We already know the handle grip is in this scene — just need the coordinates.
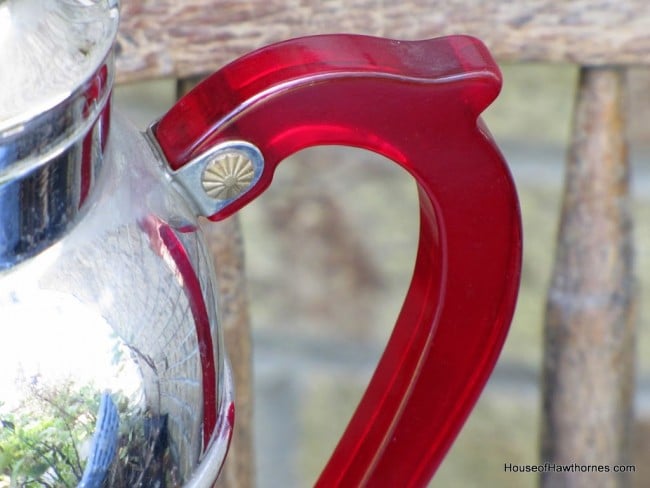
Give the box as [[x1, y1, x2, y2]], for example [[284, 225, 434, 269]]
[[154, 34, 521, 487]]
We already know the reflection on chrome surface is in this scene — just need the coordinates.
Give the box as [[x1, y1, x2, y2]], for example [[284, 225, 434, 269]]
[[0, 214, 223, 487], [0, 289, 185, 487]]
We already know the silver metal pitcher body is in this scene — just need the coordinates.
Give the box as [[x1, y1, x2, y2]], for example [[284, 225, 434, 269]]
[[0, 1, 233, 486]]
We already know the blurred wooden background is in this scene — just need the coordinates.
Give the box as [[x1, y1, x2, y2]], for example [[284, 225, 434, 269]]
[[116, 1, 650, 487]]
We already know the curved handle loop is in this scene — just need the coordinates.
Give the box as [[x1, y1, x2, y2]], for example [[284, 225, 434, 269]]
[[154, 34, 521, 487]]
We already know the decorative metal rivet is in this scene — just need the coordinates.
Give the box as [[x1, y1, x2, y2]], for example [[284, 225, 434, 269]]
[[201, 151, 255, 200]]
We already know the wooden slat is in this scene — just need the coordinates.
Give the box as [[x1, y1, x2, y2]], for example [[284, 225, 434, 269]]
[[116, 0, 650, 83], [201, 216, 255, 488], [541, 67, 636, 488]]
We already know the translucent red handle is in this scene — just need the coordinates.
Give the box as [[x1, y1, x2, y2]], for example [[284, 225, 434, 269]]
[[154, 34, 521, 487]]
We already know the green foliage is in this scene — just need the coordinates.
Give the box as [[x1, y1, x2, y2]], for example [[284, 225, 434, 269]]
[[0, 378, 182, 488], [0, 379, 100, 487]]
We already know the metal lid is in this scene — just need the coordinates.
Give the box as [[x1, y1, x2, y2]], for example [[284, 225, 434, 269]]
[[0, 0, 119, 131], [0, 0, 119, 270]]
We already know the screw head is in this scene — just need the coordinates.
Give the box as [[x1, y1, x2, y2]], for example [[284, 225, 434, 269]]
[[201, 151, 255, 200]]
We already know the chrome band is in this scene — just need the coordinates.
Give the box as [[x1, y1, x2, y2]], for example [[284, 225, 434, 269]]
[[0, 53, 114, 270]]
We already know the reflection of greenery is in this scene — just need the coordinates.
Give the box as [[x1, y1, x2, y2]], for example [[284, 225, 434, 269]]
[[0, 379, 100, 487], [104, 409, 181, 487], [0, 377, 181, 488]]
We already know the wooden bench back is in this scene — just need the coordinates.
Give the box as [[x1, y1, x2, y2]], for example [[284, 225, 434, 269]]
[[116, 0, 650, 83], [116, 2, 645, 486]]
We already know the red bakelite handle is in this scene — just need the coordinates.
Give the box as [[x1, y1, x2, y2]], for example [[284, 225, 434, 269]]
[[154, 34, 522, 487]]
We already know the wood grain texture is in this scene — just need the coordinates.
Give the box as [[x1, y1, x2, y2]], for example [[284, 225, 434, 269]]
[[541, 67, 636, 488], [116, 0, 650, 83], [202, 216, 255, 488]]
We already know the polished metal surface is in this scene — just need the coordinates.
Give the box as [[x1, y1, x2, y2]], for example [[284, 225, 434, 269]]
[[0, 0, 119, 130], [1, 2, 234, 485], [0, 0, 118, 269], [0, 116, 232, 487], [0, 97, 111, 269], [148, 133, 265, 218]]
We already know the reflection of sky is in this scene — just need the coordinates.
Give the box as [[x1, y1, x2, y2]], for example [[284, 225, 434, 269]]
[[0, 286, 142, 413]]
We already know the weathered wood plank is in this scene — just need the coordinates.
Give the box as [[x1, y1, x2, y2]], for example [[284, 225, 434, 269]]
[[116, 0, 650, 83], [541, 67, 636, 488], [201, 216, 255, 488]]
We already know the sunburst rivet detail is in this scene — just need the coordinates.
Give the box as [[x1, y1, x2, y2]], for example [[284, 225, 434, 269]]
[[201, 151, 256, 200]]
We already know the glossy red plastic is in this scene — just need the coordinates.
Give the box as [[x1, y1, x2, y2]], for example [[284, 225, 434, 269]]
[[154, 34, 522, 487]]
